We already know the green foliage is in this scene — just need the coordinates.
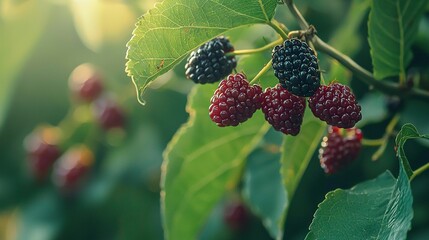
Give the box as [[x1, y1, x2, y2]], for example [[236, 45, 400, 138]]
[[306, 169, 413, 240], [0, 0, 51, 130], [368, 0, 428, 80], [242, 130, 286, 240], [125, 0, 278, 103], [307, 123, 429, 240], [280, 110, 326, 214], [162, 85, 270, 240]]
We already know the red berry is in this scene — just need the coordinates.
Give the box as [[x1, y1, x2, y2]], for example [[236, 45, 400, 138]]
[[319, 126, 362, 174], [93, 96, 125, 130], [224, 201, 249, 231], [261, 84, 306, 136], [53, 145, 94, 191], [24, 127, 61, 180], [308, 83, 362, 128], [209, 73, 262, 127], [69, 63, 103, 102]]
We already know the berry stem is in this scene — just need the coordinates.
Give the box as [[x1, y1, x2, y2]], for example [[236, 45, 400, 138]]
[[362, 138, 385, 146], [267, 21, 288, 40], [226, 38, 283, 57], [250, 59, 272, 84], [410, 162, 429, 181], [283, 0, 429, 102], [371, 114, 400, 161]]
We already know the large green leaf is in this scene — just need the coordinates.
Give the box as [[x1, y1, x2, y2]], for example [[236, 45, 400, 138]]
[[306, 168, 413, 240], [280, 109, 326, 235], [242, 129, 286, 239], [368, 0, 428, 80], [125, 0, 278, 103], [0, 0, 50, 130], [161, 85, 270, 240]]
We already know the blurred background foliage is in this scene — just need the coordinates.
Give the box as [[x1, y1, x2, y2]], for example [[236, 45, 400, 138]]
[[0, 0, 428, 239]]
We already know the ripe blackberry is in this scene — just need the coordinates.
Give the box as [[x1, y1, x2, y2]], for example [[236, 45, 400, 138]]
[[272, 38, 320, 97], [209, 73, 262, 127], [261, 84, 306, 136], [319, 126, 362, 174], [185, 36, 237, 84], [308, 83, 362, 128]]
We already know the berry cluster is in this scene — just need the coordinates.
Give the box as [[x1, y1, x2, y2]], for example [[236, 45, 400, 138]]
[[186, 37, 364, 173], [24, 63, 127, 192], [185, 36, 237, 84], [319, 126, 362, 174]]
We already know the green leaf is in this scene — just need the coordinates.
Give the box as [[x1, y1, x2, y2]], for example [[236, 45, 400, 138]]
[[306, 167, 413, 240], [125, 0, 278, 103], [395, 123, 429, 178], [0, 0, 50, 130], [280, 109, 326, 235], [242, 129, 287, 239], [368, 0, 428, 80], [161, 85, 270, 240]]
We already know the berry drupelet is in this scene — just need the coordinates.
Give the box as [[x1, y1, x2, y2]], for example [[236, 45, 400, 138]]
[[319, 126, 363, 174], [185, 36, 237, 84], [272, 38, 320, 97], [308, 83, 362, 128], [209, 73, 262, 127], [261, 84, 306, 136]]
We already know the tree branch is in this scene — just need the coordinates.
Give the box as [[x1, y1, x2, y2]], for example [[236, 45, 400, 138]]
[[284, 0, 429, 101]]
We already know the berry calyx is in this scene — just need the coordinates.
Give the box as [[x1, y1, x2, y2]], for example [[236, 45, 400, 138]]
[[209, 73, 262, 127], [53, 145, 94, 191], [308, 83, 362, 128], [93, 96, 125, 130], [261, 84, 306, 136], [24, 126, 62, 180], [272, 38, 320, 97], [319, 126, 363, 174], [185, 36, 237, 84], [69, 63, 103, 102]]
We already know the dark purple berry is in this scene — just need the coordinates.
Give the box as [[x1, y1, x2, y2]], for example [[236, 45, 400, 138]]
[[24, 127, 61, 180], [224, 201, 249, 231], [69, 63, 103, 102], [209, 73, 262, 127], [272, 38, 320, 97], [261, 84, 306, 136], [93, 96, 125, 130], [319, 126, 363, 174], [185, 36, 237, 84], [53, 145, 94, 191], [308, 83, 362, 128]]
